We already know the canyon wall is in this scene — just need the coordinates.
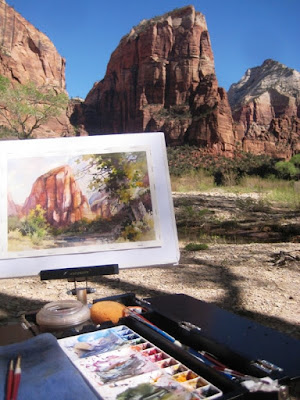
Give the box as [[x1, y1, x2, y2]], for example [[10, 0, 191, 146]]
[[1, 2, 299, 159], [73, 5, 235, 155], [74, 7, 300, 159], [0, 0, 73, 137]]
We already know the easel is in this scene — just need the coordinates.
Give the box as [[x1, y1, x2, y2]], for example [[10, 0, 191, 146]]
[[40, 264, 119, 304]]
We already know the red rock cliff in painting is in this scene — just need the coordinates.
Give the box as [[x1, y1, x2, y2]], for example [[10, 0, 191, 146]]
[[22, 165, 92, 227], [0, 0, 73, 137], [75, 5, 235, 155], [228, 59, 300, 159]]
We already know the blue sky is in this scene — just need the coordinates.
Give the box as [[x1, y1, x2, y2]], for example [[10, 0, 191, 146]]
[[7, 0, 300, 99]]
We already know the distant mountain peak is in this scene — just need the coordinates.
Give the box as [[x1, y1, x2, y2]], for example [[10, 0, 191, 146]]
[[262, 58, 280, 67], [228, 59, 300, 159], [228, 59, 300, 109]]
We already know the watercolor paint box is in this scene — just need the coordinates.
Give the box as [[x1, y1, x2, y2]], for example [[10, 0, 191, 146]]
[[59, 325, 223, 399]]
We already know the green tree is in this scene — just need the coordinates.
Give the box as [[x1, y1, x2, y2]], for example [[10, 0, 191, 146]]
[[20, 205, 49, 243], [76, 152, 154, 241], [0, 75, 68, 139], [275, 160, 300, 180], [290, 154, 300, 168], [78, 152, 149, 207], [77, 152, 152, 225]]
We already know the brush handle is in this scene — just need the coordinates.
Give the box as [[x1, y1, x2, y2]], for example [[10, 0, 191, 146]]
[[11, 356, 21, 400], [127, 309, 182, 346], [11, 374, 20, 400], [5, 360, 14, 400], [11, 371, 21, 400]]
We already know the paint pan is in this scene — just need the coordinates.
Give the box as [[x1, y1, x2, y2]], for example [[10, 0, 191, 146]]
[[59, 325, 223, 399]]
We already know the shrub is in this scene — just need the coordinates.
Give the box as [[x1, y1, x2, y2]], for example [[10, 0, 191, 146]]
[[20, 205, 49, 243], [120, 218, 153, 241], [178, 206, 211, 225], [275, 160, 300, 180], [236, 197, 271, 212], [290, 154, 300, 167], [167, 146, 277, 182], [7, 216, 22, 232], [155, 105, 192, 121], [184, 243, 209, 251]]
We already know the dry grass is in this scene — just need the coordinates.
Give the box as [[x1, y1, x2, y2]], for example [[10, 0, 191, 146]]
[[171, 173, 300, 209], [171, 170, 214, 192]]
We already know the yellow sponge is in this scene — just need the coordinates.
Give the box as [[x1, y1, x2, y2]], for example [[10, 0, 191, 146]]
[[90, 301, 126, 324]]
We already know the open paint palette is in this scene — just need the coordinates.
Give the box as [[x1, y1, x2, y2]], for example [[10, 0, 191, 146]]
[[59, 325, 222, 399]]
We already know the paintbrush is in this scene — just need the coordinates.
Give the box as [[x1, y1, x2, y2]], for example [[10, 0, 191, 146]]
[[127, 311, 249, 381], [125, 307, 182, 347], [5, 359, 14, 400], [125, 309, 255, 382], [11, 355, 21, 400]]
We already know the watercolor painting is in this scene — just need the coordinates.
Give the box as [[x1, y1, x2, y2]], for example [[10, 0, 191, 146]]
[[6, 150, 158, 255], [0, 133, 179, 278]]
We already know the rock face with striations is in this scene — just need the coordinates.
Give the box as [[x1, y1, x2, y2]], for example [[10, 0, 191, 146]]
[[22, 166, 93, 227], [228, 59, 300, 159], [74, 5, 235, 154], [0, 0, 73, 137]]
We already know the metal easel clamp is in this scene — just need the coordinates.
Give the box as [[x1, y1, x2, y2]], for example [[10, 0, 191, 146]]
[[178, 321, 202, 332], [67, 277, 96, 304], [251, 359, 284, 374]]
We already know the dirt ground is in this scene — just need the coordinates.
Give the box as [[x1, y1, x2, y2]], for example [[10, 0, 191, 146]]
[[1, 191, 299, 342]]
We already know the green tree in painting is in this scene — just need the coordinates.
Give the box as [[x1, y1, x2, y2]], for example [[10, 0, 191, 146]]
[[80, 152, 149, 203], [20, 205, 49, 244], [77, 152, 154, 240], [0, 75, 68, 139]]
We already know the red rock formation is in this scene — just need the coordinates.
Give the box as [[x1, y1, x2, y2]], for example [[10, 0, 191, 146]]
[[22, 165, 93, 227], [0, 0, 73, 137], [0, 1, 64, 88], [3, 2, 298, 159], [229, 59, 300, 159], [75, 5, 234, 155]]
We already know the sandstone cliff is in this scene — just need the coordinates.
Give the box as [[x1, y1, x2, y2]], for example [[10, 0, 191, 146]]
[[2, 2, 299, 159], [73, 5, 235, 155], [0, 0, 73, 137], [22, 165, 93, 227], [228, 59, 300, 158]]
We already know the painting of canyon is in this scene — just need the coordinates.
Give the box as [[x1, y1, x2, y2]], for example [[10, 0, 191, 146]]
[[7, 151, 157, 256]]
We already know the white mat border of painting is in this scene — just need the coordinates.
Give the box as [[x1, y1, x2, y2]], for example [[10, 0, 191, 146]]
[[0, 132, 179, 278]]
